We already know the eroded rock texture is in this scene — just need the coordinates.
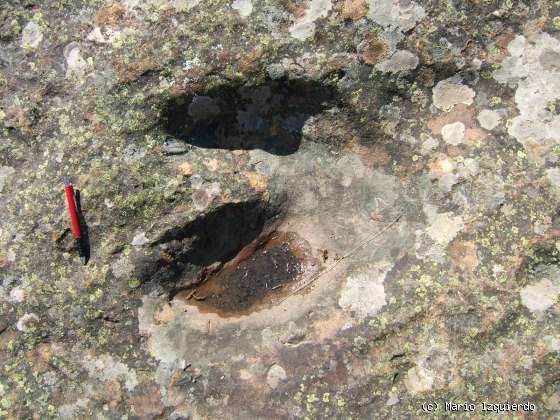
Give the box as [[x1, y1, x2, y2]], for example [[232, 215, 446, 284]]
[[1, 0, 559, 418]]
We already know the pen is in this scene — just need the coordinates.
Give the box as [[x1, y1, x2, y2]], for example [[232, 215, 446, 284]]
[[63, 177, 87, 265]]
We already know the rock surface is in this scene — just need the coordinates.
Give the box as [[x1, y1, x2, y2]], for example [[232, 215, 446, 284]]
[[0, 0, 559, 418]]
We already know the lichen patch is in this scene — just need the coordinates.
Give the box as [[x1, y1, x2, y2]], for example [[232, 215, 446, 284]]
[[441, 121, 465, 145], [520, 265, 560, 315], [494, 33, 560, 161], [367, 0, 425, 32], [82, 353, 139, 392], [424, 204, 465, 246], [377, 50, 419, 73], [432, 77, 475, 111], [477, 109, 502, 131], [232, 0, 253, 18], [21, 21, 43, 49], [289, 0, 333, 40], [338, 260, 392, 320]]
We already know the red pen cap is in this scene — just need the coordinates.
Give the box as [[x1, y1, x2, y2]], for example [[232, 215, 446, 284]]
[[64, 178, 82, 239]]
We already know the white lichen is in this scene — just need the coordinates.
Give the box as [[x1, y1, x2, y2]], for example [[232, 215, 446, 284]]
[[266, 364, 287, 389], [547, 167, 560, 193], [64, 43, 88, 81], [494, 34, 560, 157], [232, 0, 253, 18], [338, 260, 392, 320], [457, 158, 480, 179], [21, 21, 43, 49], [377, 50, 419, 73], [86, 27, 107, 43], [520, 265, 560, 314], [441, 121, 465, 145], [404, 365, 434, 395], [420, 136, 439, 155], [423, 204, 464, 246], [131, 231, 149, 246], [477, 109, 502, 130], [16, 313, 39, 331], [83, 353, 139, 391], [289, 0, 332, 41], [367, 0, 426, 32], [0, 166, 15, 193], [432, 77, 475, 111]]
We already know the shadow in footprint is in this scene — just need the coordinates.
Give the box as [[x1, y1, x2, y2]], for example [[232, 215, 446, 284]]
[[161, 78, 339, 156], [144, 198, 285, 293], [155, 199, 269, 267]]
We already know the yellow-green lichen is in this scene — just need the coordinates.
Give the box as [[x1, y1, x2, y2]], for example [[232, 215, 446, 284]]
[[128, 278, 141, 289]]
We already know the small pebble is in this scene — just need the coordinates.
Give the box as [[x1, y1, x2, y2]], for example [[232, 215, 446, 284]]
[[163, 138, 189, 155]]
